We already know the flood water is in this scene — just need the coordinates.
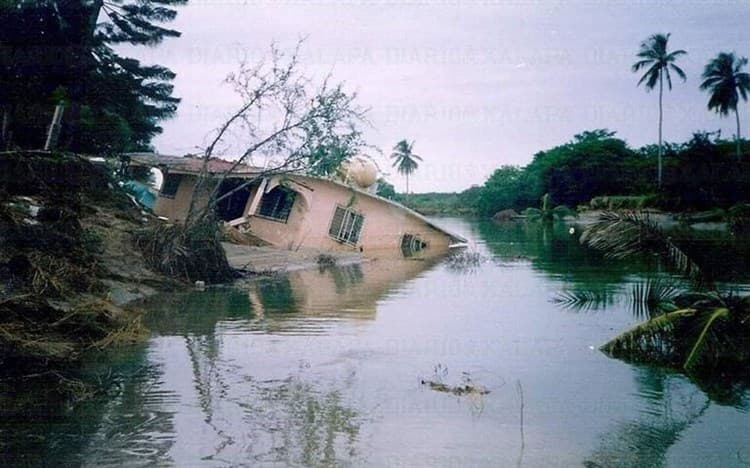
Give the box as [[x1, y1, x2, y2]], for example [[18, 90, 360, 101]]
[[3, 218, 750, 467]]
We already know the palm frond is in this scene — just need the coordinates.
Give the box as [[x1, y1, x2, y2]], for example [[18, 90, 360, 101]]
[[683, 307, 730, 371], [633, 33, 685, 91], [664, 67, 673, 90], [601, 309, 697, 365], [579, 211, 702, 280], [669, 63, 687, 82], [630, 277, 681, 319]]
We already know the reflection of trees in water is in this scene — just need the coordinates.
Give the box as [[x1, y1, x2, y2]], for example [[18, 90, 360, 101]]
[[247, 376, 361, 466], [144, 288, 254, 334], [181, 321, 361, 465], [0, 344, 178, 467], [583, 367, 709, 468], [478, 220, 655, 285], [82, 358, 177, 467], [184, 332, 236, 461], [256, 276, 297, 311]]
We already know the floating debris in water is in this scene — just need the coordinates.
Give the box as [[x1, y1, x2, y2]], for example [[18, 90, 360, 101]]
[[420, 365, 490, 396]]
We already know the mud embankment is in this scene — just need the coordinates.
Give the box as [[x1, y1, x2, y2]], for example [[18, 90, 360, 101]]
[[0, 151, 177, 381]]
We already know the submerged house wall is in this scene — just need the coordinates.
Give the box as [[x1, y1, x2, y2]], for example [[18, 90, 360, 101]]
[[245, 176, 454, 255], [152, 174, 256, 224], [142, 163, 462, 256], [152, 174, 201, 223]]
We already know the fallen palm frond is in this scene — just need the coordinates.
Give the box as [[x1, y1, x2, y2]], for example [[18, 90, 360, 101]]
[[601, 299, 750, 372], [601, 309, 697, 367], [683, 307, 729, 371], [580, 211, 702, 280], [629, 277, 681, 319], [553, 278, 679, 316]]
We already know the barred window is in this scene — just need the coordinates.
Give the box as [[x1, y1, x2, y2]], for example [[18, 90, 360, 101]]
[[401, 233, 428, 257], [328, 205, 364, 245], [159, 173, 181, 198], [257, 187, 296, 222]]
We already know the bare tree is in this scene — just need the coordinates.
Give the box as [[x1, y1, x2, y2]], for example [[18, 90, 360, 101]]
[[138, 42, 368, 283], [185, 42, 368, 228]]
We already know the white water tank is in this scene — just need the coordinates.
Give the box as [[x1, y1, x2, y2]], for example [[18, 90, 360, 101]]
[[340, 156, 378, 189]]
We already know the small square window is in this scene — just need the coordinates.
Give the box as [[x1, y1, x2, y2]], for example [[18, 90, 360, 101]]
[[329, 205, 364, 245], [401, 233, 428, 257]]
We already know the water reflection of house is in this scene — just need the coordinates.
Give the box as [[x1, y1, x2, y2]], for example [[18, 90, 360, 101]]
[[248, 257, 442, 322], [127, 153, 465, 258], [145, 257, 441, 335]]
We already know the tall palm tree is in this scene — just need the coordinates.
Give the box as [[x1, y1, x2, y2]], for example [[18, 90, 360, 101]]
[[632, 33, 687, 188], [390, 139, 422, 196], [699, 52, 750, 161]]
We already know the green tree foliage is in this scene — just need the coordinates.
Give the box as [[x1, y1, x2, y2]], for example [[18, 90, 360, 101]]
[[700, 52, 750, 161], [305, 127, 368, 177], [0, 0, 184, 152], [434, 129, 748, 217], [475, 165, 525, 216], [524, 129, 649, 207], [375, 178, 396, 199], [390, 139, 422, 195], [632, 33, 687, 188], [659, 131, 750, 210]]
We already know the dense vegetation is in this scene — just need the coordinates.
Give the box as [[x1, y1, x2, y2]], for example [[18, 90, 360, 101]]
[[0, 0, 184, 153], [0, 152, 175, 393], [402, 129, 750, 216]]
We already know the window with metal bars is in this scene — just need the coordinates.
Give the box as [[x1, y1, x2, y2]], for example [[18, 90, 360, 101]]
[[257, 187, 296, 222], [400, 233, 428, 257], [328, 205, 364, 245]]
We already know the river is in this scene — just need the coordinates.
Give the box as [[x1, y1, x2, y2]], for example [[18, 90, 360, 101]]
[[2, 217, 749, 467]]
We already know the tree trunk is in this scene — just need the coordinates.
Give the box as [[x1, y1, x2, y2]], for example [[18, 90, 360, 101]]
[[736, 107, 743, 162], [658, 74, 664, 188], [1, 107, 10, 150]]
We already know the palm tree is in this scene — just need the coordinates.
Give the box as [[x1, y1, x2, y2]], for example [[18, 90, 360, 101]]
[[699, 52, 750, 161], [390, 139, 422, 196], [632, 33, 687, 188]]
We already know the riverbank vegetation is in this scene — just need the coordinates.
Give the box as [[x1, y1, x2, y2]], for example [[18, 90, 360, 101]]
[[0, 151, 174, 395], [402, 129, 750, 218], [579, 211, 750, 376], [403, 34, 750, 219]]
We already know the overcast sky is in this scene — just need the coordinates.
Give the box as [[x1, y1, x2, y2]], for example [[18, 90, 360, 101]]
[[129, 0, 750, 192]]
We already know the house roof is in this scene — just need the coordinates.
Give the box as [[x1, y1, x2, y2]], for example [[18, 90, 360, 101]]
[[125, 153, 261, 176]]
